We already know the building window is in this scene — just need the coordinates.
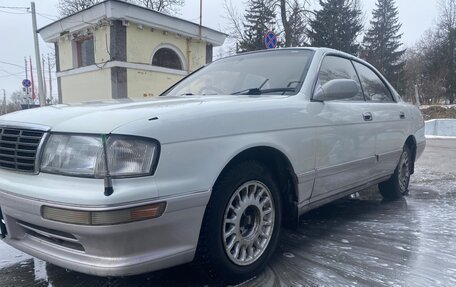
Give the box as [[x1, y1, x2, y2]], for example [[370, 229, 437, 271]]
[[76, 36, 95, 67], [152, 48, 183, 70]]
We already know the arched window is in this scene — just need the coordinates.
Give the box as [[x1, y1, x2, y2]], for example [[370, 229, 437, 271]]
[[152, 48, 183, 70]]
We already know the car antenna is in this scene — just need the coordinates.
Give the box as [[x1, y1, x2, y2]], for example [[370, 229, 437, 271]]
[[102, 134, 114, 196]]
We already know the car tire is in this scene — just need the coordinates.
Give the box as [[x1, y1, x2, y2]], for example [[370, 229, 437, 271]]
[[196, 160, 282, 285], [379, 145, 412, 200]]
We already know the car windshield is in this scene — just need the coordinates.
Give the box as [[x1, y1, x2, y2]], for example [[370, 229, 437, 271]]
[[161, 49, 314, 96]]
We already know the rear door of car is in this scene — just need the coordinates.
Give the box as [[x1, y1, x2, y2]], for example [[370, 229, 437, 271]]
[[309, 55, 377, 202], [352, 61, 407, 177]]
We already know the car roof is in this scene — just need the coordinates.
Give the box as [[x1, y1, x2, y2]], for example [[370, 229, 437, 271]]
[[217, 47, 360, 63], [231, 47, 380, 75]]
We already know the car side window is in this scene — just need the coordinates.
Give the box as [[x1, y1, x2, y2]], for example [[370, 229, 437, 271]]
[[352, 62, 394, 103], [316, 56, 364, 101]]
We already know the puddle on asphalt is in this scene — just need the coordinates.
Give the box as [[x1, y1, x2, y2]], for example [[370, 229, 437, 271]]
[[1, 175, 455, 286]]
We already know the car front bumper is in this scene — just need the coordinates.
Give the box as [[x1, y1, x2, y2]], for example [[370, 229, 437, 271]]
[[0, 189, 210, 277]]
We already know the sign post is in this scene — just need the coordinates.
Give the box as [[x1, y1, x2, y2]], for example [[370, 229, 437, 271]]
[[22, 79, 31, 88], [264, 31, 277, 49], [22, 79, 32, 109]]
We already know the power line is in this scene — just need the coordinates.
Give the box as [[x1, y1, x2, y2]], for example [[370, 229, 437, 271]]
[[0, 60, 25, 69], [36, 11, 58, 19], [0, 60, 56, 74], [1, 5, 109, 26], [0, 75, 22, 79], [36, 12, 58, 21], [0, 69, 24, 79], [3, 71, 20, 78], [36, 11, 103, 26], [0, 6, 29, 9], [0, 9, 30, 15]]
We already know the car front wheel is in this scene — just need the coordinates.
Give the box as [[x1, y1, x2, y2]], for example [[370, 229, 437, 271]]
[[197, 161, 282, 284]]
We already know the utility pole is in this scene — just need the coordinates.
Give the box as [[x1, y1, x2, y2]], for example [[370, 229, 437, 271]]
[[1, 89, 6, 115], [48, 54, 52, 104], [199, 0, 202, 40], [29, 57, 35, 105], [42, 56, 47, 102], [25, 57, 28, 80], [24, 57, 29, 105], [31, 2, 45, 107]]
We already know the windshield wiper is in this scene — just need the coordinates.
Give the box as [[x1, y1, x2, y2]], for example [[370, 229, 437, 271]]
[[232, 78, 269, 95], [231, 87, 296, 95]]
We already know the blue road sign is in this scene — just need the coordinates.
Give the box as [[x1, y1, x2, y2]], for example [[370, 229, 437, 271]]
[[264, 31, 277, 49], [22, 79, 31, 88]]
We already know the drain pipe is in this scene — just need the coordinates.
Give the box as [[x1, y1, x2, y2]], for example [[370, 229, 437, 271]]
[[186, 37, 191, 73]]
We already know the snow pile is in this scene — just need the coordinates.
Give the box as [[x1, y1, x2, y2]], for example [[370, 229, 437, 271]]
[[420, 105, 456, 121]]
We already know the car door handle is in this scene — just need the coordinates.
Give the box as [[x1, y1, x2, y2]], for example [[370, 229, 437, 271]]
[[399, 111, 406, 119], [363, 112, 373, 121]]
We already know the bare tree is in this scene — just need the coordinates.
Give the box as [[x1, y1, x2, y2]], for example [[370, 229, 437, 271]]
[[400, 0, 455, 105], [404, 28, 450, 105], [404, 46, 445, 104], [58, 0, 100, 16], [223, 0, 246, 43], [403, 48, 426, 103], [222, 0, 250, 56], [5, 90, 24, 113], [224, 0, 310, 51], [277, 0, 309, 47], [439, 0, 456, 35], [58, 0, 184, 16], [132, 0, 184, 14], [437, 0, 456, 104]]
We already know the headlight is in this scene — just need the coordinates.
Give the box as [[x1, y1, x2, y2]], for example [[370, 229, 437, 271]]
[[40, 134, 159, 178]]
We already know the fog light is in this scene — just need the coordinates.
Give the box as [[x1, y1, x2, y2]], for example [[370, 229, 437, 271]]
[[42, 202, 166, 225]]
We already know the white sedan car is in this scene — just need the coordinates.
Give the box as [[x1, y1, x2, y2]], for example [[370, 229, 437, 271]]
[[0, 48, 425, 284]]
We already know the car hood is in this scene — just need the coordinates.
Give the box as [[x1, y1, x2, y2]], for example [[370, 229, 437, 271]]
[[0, 95, 281, 134]]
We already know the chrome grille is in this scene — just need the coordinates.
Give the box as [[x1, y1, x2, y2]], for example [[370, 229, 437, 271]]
[[0, 127, 45, 172]]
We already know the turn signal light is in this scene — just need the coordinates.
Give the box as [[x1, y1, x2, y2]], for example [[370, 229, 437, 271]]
[[42, 202, 166, 225]]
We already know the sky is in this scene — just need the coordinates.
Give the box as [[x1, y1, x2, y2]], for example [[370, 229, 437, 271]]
[[0, 0, 441, 100]]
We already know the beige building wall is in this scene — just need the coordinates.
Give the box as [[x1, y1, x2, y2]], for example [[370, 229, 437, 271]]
[[57, 26, 111, 71], [57, 37, 73, 71], [127, 25, 187, 65], [58, 23, 210, 102], [126, 25, 207, 71], [93, 26, 111, 64], [187, 40, 207, 71], [127, 69, 183, 99], [60, 69, 112, 103], [124, 25, 208, 99]]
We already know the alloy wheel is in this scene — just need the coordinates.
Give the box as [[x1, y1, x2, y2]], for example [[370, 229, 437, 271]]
[[222, 180, 275, 266], [398, 150, 410, 192]]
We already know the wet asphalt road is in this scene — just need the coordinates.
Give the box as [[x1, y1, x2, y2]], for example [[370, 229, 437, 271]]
[[0, 138, 455, 287]]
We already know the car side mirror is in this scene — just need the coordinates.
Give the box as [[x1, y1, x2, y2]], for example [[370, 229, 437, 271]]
[[313, 79, 360, 102]]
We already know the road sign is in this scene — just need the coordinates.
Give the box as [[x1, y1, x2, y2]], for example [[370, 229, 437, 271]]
[[264, 31, 277, 49], [22, 79, 31, 88], [22, 87, 31, 94]]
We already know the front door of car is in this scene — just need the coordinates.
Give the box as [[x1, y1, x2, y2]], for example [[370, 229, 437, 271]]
[[352, 61, 408, 176], [309, 56, 376, 202]]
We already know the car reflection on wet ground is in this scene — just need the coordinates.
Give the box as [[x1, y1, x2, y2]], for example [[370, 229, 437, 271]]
[[1, 139, 455, 287]]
